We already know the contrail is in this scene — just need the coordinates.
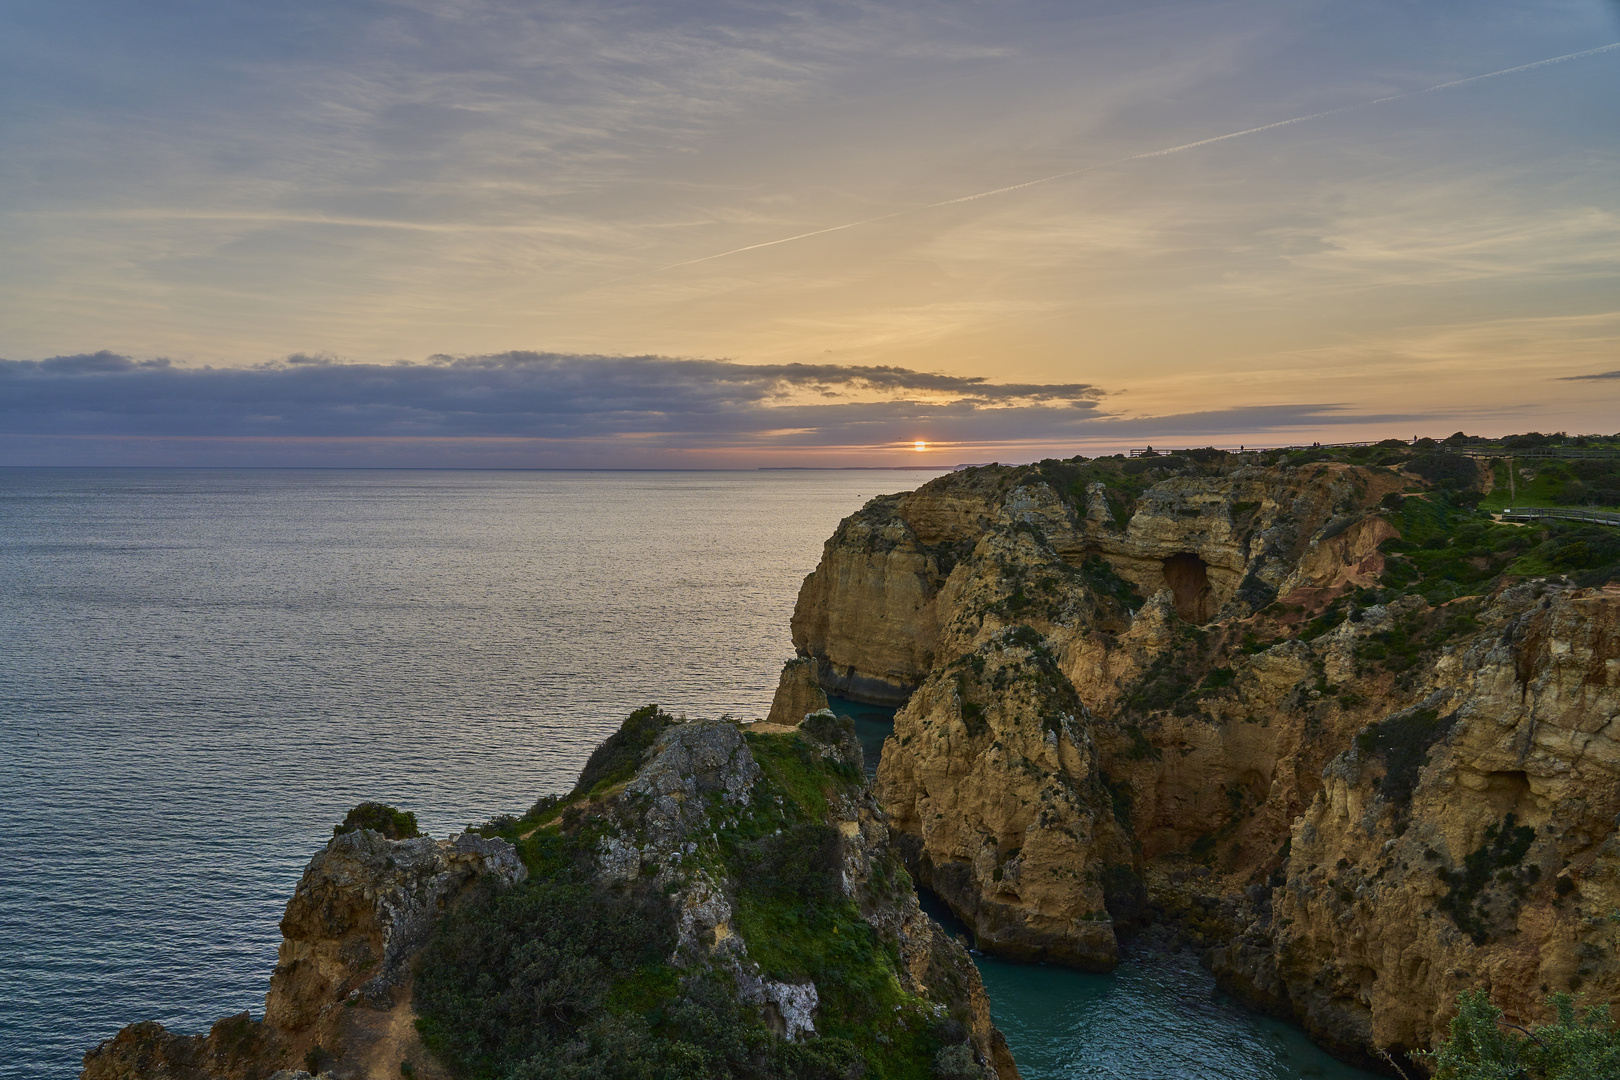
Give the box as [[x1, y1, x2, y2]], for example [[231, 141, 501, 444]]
[[599, 41, 1619, 285]]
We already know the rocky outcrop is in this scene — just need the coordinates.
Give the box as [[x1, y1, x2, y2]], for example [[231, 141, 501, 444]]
[[84, 830, 525, 1080], [791, 461, 1403, 707], [790, 454, 1620, 1072], [764, 656, 830, 727], [85, 715, 1017, 1080], [877, 628, 1132, 969], [790, 469, 1008, 703], [1212, 583, 1620, 1065], [576, 717, 1016, 1078]]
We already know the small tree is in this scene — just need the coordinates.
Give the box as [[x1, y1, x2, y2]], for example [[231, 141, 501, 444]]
[[1424, 989, 1620, 1079]]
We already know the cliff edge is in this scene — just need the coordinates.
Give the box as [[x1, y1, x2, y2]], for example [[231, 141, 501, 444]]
[[788, 449, 1620, 1072], [83, 707, 1016, 1080]]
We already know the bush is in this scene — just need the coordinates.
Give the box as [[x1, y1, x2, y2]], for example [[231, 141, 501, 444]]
[[334, 802, 420, 839], [1424, 988, 1620, 1079], [414, 873, 677, 1079], [572, 705, 678, 796], [1408, 453, 1479, 488], [1080, 555, 1143, 609], [733, 823, 844, 905], [932, 1044, 979, 1080], [1435, 814, 1537, 945], [1355, 708, 1457, 809]]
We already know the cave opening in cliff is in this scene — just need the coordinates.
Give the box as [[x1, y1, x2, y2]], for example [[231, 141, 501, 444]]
[[1161, 552, 1215, 622]]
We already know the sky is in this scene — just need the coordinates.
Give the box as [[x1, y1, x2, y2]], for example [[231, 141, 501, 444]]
[[2, 0, 1618, 467]]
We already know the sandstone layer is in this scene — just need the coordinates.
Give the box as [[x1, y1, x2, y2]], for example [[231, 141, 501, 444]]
[[84, 832, 526, 1080], [789, 455, 1620, 1072]]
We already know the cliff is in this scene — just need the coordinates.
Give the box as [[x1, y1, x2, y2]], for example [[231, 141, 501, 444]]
[[83, 708, 1017, 1080], [788, 450, 1620, 1072]]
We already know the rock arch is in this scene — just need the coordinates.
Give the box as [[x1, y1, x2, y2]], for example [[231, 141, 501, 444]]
[[1161, 552, 1216, 622]]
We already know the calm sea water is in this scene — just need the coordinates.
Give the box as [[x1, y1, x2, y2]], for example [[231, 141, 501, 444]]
[[0, 469, 1378, 1080]]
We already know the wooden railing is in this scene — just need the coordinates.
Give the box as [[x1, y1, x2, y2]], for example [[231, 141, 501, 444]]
[[1456, 446, 1620, 460], [1500, 507, 1620, 527], [1124, 443, 1620, 461]]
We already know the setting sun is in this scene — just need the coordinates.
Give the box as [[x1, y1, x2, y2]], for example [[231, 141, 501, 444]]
[[913, 441, 928, 451]]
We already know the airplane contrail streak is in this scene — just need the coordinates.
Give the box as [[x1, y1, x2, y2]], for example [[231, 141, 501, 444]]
[[598, 41, 1619, 286]]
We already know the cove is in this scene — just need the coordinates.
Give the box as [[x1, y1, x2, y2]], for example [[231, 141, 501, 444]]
[[828, 695, 1384, 1080]]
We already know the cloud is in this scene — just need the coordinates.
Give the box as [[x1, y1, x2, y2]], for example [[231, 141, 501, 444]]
[[0, 349, 1430, 467], [0, 351, 1103, 446], [1561, 369, 1620, 380]]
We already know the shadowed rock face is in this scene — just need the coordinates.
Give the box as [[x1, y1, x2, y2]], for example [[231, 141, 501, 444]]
[[1212, 584, 1620, 1063], [84, 831, 526, 1080], [788, 458, 1620, 1070], [764, 656, 830, 727], [1161, 552, 1214, 622]]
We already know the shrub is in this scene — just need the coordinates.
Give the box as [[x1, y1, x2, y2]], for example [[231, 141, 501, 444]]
[[1408, 453, 1479, 488], [1436, 814, 1537, 945], [1424, 988, 1620, 1079], [1356, 707, 1457, 809], [334, 802, 420, 840], [415, 873, 677, 1079], [1080, 555, 1142, 609], [733, 823, 844, 904], [571, 705, 678, 796]]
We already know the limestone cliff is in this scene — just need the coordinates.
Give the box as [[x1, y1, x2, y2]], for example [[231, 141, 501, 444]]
[[83, 832, 527, 1080], [765, 656, 831, 727], [789, 451, 1620, 1072], [1212, 582, 1620, 1064], [84, 709, 1016, 1080]]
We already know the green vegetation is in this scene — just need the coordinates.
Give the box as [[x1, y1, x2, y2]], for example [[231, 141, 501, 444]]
[[1079, 554, 1143, 610], [1436, 814, 1538, 946], [1119, 627, 1224, 720], [1423, 988, 1620, 1079], [1354, 707, 1457, 811], [333, 801, 420, 840], [1480, 457, 1620, 515], [414, 863, 677, 1079], [1377, 490, 1620, 601], [1352, 601, 1481, 677], [572, 704, 679, 797], [416, 710, 966, 1080]]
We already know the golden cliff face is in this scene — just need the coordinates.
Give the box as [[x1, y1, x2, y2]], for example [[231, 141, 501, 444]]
[[81, 832, 526, 1080], [1212, 583, 1620, 1063], [792, 456, 1620, 1070], [877, 628, 1131, 970]]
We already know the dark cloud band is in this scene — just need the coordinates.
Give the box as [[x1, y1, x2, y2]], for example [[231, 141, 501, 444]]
[[0, 350, 1420, 465], [0, 351, 1103, 443]]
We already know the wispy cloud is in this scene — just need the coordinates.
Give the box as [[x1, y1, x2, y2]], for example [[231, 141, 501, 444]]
[[2, 0, 1616, 442]]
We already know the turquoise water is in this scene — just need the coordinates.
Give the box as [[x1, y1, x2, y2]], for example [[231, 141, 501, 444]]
[[1, 468, 1379, 1080], [975, 953, 1380, 1080], [826, 693, 896, 778], [835, 697, 1382, 1080]]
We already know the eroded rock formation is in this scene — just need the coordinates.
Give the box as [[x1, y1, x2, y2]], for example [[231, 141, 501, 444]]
[[84, 713, 1016, 1080], [789, 455, 1620, 1072], [84, 832, 526, 1080]]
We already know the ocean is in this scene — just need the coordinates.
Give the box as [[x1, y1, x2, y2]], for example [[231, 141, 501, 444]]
[[0, 468, 1378, 1079]]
